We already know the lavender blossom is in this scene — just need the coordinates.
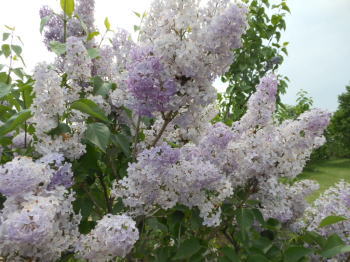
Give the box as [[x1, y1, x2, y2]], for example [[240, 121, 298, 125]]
[[65, 36, 92, 82], [39, 6, 64, 46], [234, 74, 279, 133], [77, 214, 139, 261], [0, 157, 53, 197], [127, 46, 177, 116]]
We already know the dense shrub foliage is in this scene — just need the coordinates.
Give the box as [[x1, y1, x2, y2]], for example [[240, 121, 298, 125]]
[[0, 0, 349, 261]]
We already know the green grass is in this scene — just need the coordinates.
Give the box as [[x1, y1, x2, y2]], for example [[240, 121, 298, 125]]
[[298, 158, 350, 202]]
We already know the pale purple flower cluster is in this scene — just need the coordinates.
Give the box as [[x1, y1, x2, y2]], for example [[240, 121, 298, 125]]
[[202, 4, 248, 73], [65, 36, 92, 83], [113, 143, 233, 226], [234, 74, 279, 133], [40, 0, 96, 48], [137, 0, 248, 119], [93, 46, 116, 80], [75, 0, 95, 33], [112, 28, 135, 72], [255, 178, 319, 223], [12, 132, 33, 149], [127, 46, 177, 116], [39, 153, 74, 190], [77, 214, 139, 261], [0, 157, 52, 197], [39, 6, 64, 46], [31, 63, 86, 160], [0, 157, 80, 261], [297, 180, 350, 239]]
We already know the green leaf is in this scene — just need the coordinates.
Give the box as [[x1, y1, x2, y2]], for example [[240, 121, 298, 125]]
[[0, 82, 11, 98], [94, 82, 114, 97], [302, 231, 326, 247], [0, 109, 32, 137], [323, 234, 344, 251], [60, 0, 75, 17], [71, 98, 109, 123], [111, 133, 131, 155], [236, 208, 254, 230], [134, 25, 140, 32], [85, 123, 111, 152], [104, 17, 111, 31], [133, 11, 141, 17], [49, 41, 66, 56], [2, 44, 11, 57], [220, 247, 239, 261], [13, 68, 24, 79], [87, 48, 100, 59], [147, 218, 168, 233], [319, 216, 348, 228], [87, 31, 100, 41], [320, 245, 350, 258], [40, 16, 51, 34], [5, 25, 15, 31], [247, 254, 269, 262], [47, 123, 71, 136], [172, 238, 201, 260], [284, 247, 313, 262], [2, 33, 10, 41], [11, 45, 22, 56]]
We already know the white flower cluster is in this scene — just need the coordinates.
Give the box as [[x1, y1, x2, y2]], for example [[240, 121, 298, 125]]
[[0, 156, 80, 261], [254, 178, 320, 224], [76, 214, 139, 262], [113, 143, 233, 227], [31, 62, 86, 160], [296, 180, 350, 240], [117, 74, 330, 227]]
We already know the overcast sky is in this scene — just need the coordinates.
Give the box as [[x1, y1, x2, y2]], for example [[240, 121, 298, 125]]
[[0, 0, 349, 111]]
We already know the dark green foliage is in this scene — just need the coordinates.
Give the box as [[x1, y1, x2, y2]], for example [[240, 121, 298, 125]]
[[312, 84, 350, 160], [220, 0, 290, 125]]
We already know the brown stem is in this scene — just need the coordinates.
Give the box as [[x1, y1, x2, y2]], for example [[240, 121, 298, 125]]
[[132, 116, 141, 160], [150, 111, 177, 147]]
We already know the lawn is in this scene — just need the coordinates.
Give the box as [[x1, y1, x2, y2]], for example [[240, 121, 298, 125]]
[[298, 158, 350, 202]]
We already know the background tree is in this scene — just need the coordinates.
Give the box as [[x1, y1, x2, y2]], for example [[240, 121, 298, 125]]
[[219, 0, 290, 125], [313, 84, 350, 160], [328, 85, 350, 157]]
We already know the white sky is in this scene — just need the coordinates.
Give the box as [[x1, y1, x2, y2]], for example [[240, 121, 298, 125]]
[[0, 0, 349, 111]]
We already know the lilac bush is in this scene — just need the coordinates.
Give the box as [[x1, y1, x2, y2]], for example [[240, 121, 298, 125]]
[[0, 0, 347, 261]]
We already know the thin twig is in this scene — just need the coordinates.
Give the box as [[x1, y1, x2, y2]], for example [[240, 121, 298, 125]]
[[150, 111, 177, 147], [97, 174, 112, 213], [132, 116, 141, 160], [6, 33, 14, 85]]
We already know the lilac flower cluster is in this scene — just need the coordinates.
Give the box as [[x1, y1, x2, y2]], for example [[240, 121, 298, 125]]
[[201, 4, 249, 74], [297, 180, 350, 240], [39, 153, 74, 189], [65, 36, 92, 83], [0, 156, 80, 261], [234, 74, 278, 133], [40, 0, 96, 48], [31, 63, 86, 160], [113, 143, 233, 226], [128, 74, 330, 226], [40, 6, 64, 46], [76, 214, 139, 261], [127, 46, 177, 117], [0, 156, 53, 197]]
